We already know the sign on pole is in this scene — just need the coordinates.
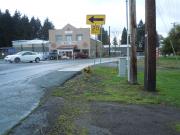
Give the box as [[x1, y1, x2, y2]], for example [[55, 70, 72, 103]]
[[86, 15, 105, 25], [91, 25, 101, 35]]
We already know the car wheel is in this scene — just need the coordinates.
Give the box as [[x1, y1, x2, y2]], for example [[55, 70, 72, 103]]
[[35, 57, 40, 63], [14, 57, 20, 63]]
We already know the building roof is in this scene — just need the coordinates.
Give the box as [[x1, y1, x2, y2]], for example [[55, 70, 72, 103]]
[[12, 39, 50, 46], [50, 24, 89, 31], [62, 24, 76, 30]]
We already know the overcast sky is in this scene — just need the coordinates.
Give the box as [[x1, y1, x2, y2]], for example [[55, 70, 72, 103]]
[[1, 0, 180, 40]]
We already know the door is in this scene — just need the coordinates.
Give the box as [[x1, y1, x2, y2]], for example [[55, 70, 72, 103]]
[[21, 52, 34, 62]]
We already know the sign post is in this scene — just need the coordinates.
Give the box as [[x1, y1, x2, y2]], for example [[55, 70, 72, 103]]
[[87, 14, 106, 64]]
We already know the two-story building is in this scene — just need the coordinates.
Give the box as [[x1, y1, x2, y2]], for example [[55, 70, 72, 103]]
[[49, 24, 102, 59]]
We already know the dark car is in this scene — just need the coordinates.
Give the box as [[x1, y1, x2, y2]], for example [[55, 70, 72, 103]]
[[48, 51, 58, 60], [75, 52, 88, 59]]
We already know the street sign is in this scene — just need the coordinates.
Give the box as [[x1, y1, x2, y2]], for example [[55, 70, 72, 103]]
[[86, 15, 105, 25], [91, 25, 101, 35]]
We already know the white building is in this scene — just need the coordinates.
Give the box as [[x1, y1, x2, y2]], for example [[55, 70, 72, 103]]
[[12, 39, 50, 59]]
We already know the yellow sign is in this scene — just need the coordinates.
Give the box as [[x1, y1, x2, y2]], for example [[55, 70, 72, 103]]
[[87, 15, 105, 25], [91, 25, 101, 35]]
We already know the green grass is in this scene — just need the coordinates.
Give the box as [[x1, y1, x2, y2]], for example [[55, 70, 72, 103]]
[[53, 56, 180, 106], [157, 56, 180, 69], [53, 67, 160, 105], [51, 56, 180, 134], [175, 123, 180, 132], [138, 56, 180, 106]]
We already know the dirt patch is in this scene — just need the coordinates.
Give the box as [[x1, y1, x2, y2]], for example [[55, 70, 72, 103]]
[[8, 95, 180, 135], [76, 102, 180, 135]]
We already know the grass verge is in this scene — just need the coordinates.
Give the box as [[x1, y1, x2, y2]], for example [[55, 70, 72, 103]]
[[51, 56, 180, 134], [53, 63, 180, 106], [53, 66, 159, 104], [175, 123, 180, 132]]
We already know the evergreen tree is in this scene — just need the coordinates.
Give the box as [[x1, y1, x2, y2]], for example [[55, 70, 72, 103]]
[[113, 36, 118, 45], [41, 18, 54, 40], [30, 17, 42, 39], [12, 10, 22, 40], [20, 15, 31, 39], [121, 27, 127, 44], [136, 20, 145, 51], [98, 27, 109, 45], [0, 10, 13, 47], [0, 10, 55, 47], [113, 36, 118, 55]]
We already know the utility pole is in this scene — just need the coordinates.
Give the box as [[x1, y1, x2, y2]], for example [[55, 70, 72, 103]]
[[129, 0, 137, 84], [144, 0, 156, 91], [100, 25, 103, 63], [109, 26, 111, 57], [126, 0, 130, 82]]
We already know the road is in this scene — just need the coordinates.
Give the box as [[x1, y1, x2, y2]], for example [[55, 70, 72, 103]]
[[0, 58, 117, 135]]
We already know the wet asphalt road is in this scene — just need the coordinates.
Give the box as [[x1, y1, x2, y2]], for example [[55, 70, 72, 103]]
[[0, 58, 117, 135]]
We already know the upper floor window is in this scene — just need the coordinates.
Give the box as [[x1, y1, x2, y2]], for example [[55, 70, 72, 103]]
[[76, 34, 83, 41], [66, 35, 72, 42], [55, 35, 63, 43]]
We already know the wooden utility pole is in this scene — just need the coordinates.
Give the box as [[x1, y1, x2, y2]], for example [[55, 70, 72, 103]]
[[126, 0, 130, 82], [129, 0, 137, 84], [144, 0, 156, 91], [109, 26, 111, 56]]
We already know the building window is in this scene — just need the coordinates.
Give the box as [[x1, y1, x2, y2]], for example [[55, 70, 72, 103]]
[[55, 35, 63, 43], [76, 34, 83, 41], [82, 49, 89, 55], [66, 35, 72, 42]]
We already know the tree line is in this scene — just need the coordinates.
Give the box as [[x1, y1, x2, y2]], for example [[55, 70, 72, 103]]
[[0, 9, 55, 48], [96, 20, 146, 53], [162, 25, 180, 56], [120, 20, 180, 56], [120, 20, 145, 52]]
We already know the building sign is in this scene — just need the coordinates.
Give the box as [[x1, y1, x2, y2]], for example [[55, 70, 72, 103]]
[[65, 31, 73, 34]]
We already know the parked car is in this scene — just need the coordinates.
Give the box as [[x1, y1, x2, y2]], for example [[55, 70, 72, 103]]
[[75, 52, 88, 59], [61, 55, 70, 60], [4, 51, 41, 63], [48, 51, 58, 60]]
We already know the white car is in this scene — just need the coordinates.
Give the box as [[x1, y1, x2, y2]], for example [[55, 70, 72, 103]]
[[4, 51, 41, 63], [61, 55, 70, 60]]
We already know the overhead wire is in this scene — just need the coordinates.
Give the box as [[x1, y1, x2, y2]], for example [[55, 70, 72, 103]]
[[156, 0, 178, 61]]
